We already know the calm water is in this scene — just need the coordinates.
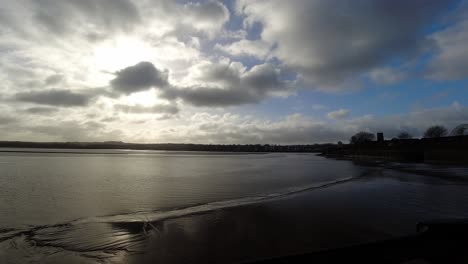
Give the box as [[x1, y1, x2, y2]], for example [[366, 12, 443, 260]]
[[0, 149, 367, 227], [1, 149, 468, 263]]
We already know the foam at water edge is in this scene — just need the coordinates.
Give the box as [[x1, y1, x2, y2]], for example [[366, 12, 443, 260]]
[[74, 176, 358, 225]]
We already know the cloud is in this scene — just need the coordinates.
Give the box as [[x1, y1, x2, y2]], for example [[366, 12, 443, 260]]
[[110, 62, 169, 94], [44, 74, 64, 86], [140, 0, 229, 39], [15, 89, 92, 107], [327, 109, 350, 120], [24, 107, 59, 114], [181, 1, 229, 36], [101, 116, 120, 123], [368, 67, 407, 85], [157, 113, 345, 144], [170, 62, 292, 106], [426, 3, 468, 80], [237, 0, 453, 89], [114, 104, 179, 115], [2, 101, 466, 144], [27, 121, 124, 142], [215, 39, 271, 59], [110, 61, 292, 107], [0, 116, 16, 125], [341, 104, 468, 139], [31, 0, 141, 37], [173, 87, 258, 107], [155, 104, 467, 144]]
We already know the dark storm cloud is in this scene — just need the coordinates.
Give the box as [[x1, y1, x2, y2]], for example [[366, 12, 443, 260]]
[[172, 63, 288, 107], [238, 0, 455, 88], [110, 62, 169, 94], [110, 61, 290, 107], [194, 62, 242, 86], [32, 0, 140, 36], [242, 64, 284, 93], [25, 107, 59, 114], [174, 87, 259, 107], [15, 89, 92, 107]]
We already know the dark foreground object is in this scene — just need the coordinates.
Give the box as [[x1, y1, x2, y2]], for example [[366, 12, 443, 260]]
[[249, 221, 468, 264]]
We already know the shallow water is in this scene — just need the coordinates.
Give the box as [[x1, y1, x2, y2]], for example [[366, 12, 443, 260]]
[[1, 149, 468, 263]]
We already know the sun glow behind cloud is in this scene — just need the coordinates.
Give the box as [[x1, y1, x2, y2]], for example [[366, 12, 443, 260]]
[[124, 89, 162, 106], [92, 37, 155, 73]]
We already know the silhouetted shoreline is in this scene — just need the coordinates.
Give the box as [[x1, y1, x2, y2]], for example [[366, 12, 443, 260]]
[[0, 141, 331, 153], [320, 135, 468, 166], [1, 135, 467, 165]]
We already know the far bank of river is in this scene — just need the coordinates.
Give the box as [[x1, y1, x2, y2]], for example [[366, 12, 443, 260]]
[[321, 135, 468, 166]]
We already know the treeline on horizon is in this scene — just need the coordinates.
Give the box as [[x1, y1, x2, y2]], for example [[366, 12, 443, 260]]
[[321, 134, 468, 165], [0, 141, 334, 153]]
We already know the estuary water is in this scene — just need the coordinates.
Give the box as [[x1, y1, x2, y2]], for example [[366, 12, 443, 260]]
[[1, 149, 468, 263]]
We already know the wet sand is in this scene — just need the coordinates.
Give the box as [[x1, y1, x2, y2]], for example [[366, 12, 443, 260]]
[[122, 174, 468, 263]]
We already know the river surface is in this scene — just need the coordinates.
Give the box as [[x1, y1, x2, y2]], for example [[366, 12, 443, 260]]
[[1, 149, 468, 263]]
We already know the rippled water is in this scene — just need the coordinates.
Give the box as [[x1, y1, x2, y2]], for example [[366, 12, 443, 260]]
[[1, 149, 468, 263]]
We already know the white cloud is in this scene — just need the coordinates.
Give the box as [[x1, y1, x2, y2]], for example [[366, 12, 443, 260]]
[[368, 67, 407, 85], [180, 1, 230, 38], [327, 109, 350, 120], [426, 3, 468, 80], [152, 104, 468, 144], [3, 102, 465, 144], [215, 39, 271, 59]]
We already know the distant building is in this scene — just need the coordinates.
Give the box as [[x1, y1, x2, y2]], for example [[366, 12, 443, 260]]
[[377, 132, 384, 143]]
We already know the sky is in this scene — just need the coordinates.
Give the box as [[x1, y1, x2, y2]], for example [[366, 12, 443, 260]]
[[1, 0, 468, 144]]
